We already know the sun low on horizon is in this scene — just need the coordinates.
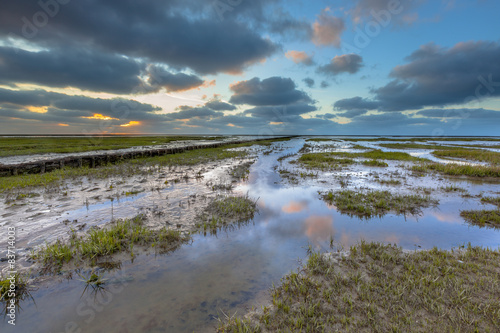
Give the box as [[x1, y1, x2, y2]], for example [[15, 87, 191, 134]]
[[1, 0, 499, 136]]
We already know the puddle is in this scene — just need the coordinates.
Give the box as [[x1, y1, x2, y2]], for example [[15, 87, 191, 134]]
[[1, 137, 500, 332]]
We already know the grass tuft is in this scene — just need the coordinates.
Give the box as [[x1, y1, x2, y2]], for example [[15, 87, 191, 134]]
[[323, 190, 437, 218], [33, 215, 189, 270], [412, 162, 500, 177], [219, 242, 500, 332], [460, 210, 500, 228], [362, 159, 388, 167], [432, 149, 500, 165], [197, 195, 257, 233]]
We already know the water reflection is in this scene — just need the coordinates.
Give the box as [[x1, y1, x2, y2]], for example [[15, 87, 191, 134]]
[[2, 138, 500, 333]]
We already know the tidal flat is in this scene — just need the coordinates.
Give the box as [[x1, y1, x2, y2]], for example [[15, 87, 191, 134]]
[[1, 136, 499, 332]]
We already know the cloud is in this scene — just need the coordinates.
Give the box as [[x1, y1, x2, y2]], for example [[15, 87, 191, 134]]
[[317, 54, 364, 76], [416, 108, 500, 119], [166, 107, 222, 120], [0, 1, 278, 75], [336, 109, 368, 118], [229, 77, 313, 106], [336, 41, 500, 111], [334, 96, 379, 111], [147, 66, 205, 93], [349, 0, 425, 26], [320, 81, 330, 88], [204, 100, 237, 111], [303, 78, 315, 88], [311, 8, 345, 47], [0, 46, 146, 94], [243, 104, 317, 119], [0, 88, 162, 123], [0, 46, 210, 94], [285, 50, 314, 66]]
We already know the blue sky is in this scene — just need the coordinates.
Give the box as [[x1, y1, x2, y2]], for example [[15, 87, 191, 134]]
[[0, 0, 499, 135]]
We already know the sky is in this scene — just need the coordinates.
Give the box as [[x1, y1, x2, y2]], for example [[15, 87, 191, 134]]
[[0, 0, 499, 136]]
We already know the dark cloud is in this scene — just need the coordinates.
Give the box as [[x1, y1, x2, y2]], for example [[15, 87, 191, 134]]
[[1, 0, 278, 75], [317, 54, 364, 76], [0, 46, 146, 94], [0, 47, 208, 94], [317, 109, 367, 119], [267, 10, 313, 41], [147, 66, 205, 92], [0, 88, 161, 122], [333, 96, 379, 111], [204, 100, 237, 111], [243, 104, 317, 119], [229, 77, 313, 106], [166, 107, 222, 120], [336, 41, 500, 111], [320, 81, 330, 88], [303, 78, 315, 88], [416, 108, 500, 119], [336, 109, 368, 118]]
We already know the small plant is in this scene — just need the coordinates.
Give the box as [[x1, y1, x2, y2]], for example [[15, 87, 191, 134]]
[[460, 210, 500, 228], [481, 196, 500, 207], [322, 190, 438, 218], [33, 215, 190, 271], [362, 160, 388, 167], [441, 185, 468, 193], [196, 195, 258, 233], [411, 163, 500, 177]]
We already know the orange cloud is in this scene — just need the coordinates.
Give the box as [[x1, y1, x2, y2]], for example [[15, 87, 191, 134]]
[[120, 121, 141, 127], [83, 113, 118, 120], [58, 123, 69, 127], [282, 201, 308, 214], [285, 50, 314, 65], [27, 106, 48, 114], [312, 8, 345, 47], [201, 80, 216, 88]]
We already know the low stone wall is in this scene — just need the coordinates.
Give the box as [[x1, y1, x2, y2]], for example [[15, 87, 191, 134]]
[[0, 138, 291, 177]]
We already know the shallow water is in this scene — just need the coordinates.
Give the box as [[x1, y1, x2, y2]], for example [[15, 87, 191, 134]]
[[2, 138, 500, 332]]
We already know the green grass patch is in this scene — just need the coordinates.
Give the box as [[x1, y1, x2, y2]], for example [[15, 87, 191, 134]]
[[441, 185, 468, 193], [362, 159, 388, 167], [481, 197, 500, 207], [298, 150, 424, 170], [432, 149, 500, 165], [298, 153, 355, 170], [33, 215, 189, 270], [306, 138, 337, 142], [0, 136, 225, 157], [219, 242, 500, 332], [323, 190, 437, 218], [351, 144, 370, 150], [460, 210, 500, 228], [0, 273, 32, 313], [412, 163, 500, 177], [379, 143, 463, 150], [345, 137, 500, 142], [197, 195, 257, 234], [0, 143, 257, 192], [329, 150, 425, 161]]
